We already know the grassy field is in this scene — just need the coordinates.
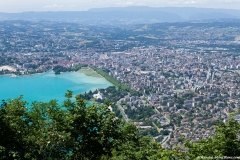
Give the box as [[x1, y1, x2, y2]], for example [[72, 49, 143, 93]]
[[78, 68, 102, 78], [90, 65, 130, 90]]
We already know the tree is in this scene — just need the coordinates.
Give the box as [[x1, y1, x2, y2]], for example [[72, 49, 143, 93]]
[[64, 92, 124, 160], [1, 92, 121, 159], [185, 119, 240, 158], [2, 92, 177, 159], [0, 90, 125, 160], [0, 96, 73, 159], [0, 97, 29, 159], [110, 123, 163, 160]]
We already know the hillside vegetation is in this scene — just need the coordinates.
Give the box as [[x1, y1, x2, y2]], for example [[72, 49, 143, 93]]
[[0, 91, 240, 159]]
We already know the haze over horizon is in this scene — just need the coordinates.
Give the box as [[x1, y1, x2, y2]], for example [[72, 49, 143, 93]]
[[1, 0, 240, 13]]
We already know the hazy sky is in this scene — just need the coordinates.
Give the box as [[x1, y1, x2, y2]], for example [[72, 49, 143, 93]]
[[1, 0, 240, 13]]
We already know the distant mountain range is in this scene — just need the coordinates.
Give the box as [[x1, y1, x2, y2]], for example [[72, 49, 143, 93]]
[[0, 6, 240, 25]]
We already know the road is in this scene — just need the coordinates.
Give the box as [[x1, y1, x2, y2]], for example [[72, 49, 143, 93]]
[[116, 98, 129, 122], [161, 135, 170, 145]]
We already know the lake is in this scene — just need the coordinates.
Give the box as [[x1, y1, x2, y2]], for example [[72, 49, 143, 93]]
[[0, 71, 112, 104]]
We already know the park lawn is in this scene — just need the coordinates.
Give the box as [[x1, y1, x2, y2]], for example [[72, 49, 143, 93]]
[[78, 68, 102, 78]]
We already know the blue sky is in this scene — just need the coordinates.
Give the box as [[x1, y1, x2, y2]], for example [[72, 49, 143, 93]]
[[1, 0, 240, 12]]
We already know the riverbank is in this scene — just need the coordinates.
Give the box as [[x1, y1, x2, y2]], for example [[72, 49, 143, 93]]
[[0, 69, 51, 78], [0, 65, 16, 72]]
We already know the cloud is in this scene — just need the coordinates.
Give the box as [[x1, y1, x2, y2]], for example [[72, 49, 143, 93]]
[[126, 2, 133, 5], [168, 1, 180, 5], [116, 2, 134, 6], [213, 0, 239, 3], [184, 0, 197, 4], [43, 4, 64, 9], [69, 5, 76, 8], [137, 3, 146, 6]]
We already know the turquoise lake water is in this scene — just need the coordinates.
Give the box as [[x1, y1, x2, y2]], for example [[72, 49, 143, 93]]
[[0, 71, 112, 104]]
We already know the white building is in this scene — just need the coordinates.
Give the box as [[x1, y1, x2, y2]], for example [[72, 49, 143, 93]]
[[93, 90, 104, 100]]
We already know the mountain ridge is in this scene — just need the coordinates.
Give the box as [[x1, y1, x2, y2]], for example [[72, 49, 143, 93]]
[[0, 6, 240, 25]]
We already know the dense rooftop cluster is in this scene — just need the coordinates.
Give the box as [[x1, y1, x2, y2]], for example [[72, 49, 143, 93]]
[[93, 47, 240, 148]]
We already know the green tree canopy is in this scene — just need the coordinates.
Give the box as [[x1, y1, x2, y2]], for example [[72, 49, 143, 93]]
[[185, 119, 240, 159], [1, 91, 240, 159], [0, 91, 176, 159]]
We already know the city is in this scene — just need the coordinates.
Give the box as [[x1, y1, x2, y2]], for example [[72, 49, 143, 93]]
[[1, 19, 240, 150]]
